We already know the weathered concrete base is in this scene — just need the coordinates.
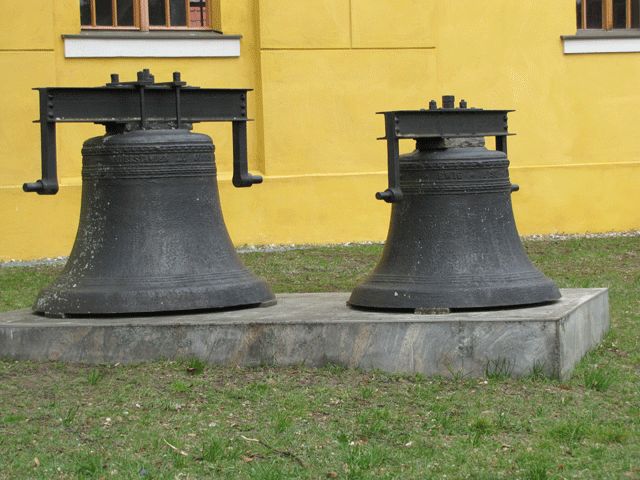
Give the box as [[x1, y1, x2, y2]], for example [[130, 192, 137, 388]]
[[0, 289, 609, 379]]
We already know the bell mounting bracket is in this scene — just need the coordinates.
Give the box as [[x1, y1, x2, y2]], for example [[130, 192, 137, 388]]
[[24, 69, 261, 195], [376, 95, 514, 203]]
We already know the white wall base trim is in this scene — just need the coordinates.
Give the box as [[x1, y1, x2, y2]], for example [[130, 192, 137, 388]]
[[563, 36, 640, 54], [64, 37, 240, 58]]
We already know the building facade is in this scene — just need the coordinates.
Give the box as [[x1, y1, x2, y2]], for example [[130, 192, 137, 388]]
[[2, 0, 639, 260]]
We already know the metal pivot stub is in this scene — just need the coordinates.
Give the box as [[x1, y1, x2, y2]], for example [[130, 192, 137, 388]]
[[375, 95, 514, 203], [23, 69, 261, 195]]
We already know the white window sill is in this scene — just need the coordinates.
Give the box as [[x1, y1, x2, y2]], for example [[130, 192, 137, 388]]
[[63, 31, 241, 58], [562, 31, 640, 54]]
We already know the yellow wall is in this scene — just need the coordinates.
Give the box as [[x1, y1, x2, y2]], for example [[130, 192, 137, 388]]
[[1, 0, 639, 260]]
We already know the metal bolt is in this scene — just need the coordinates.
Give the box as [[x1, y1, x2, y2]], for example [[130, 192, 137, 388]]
[[110, 73, 120, 84], [460, 99, 468, 109], [442, 95, 455, 109], [429, 100, 437, 110], [137, 69, 154, 83]]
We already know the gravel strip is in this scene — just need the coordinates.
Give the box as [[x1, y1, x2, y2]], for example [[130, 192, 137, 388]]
[[1, 256, 68, 268], [524, 230, 640, 241]]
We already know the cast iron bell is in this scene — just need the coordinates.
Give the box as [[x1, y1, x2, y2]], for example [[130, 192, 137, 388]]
[[348, 96, 560, 311], [24, 70, 275, 316]]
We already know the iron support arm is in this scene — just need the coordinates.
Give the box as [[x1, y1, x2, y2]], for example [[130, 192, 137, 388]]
[[376, 113, 403, 203], [232, 121, 262, 187], [23, 90, 59, 194]]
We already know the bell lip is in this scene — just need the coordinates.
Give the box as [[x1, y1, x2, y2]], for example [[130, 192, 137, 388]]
[[35, 300, 278, 319], [347, 284, 561, 312], [32, 280, 276, 317]]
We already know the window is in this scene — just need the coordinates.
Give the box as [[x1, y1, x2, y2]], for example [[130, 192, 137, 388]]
[[80, 0, 212, 30], [565, 0, 640, 53], [577, 0, 640, 30]]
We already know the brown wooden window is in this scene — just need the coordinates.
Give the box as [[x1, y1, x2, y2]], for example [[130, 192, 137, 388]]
[[80, 0, 213, 30], [577, 0, 640, 29]]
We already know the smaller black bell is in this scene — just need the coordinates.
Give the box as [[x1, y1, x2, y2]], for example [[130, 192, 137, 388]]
[[348, 96, 560, 311]]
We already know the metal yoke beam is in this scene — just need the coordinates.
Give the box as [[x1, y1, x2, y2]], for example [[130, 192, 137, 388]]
[[24, 70, 257, 195], [375, 98, 514, 203]]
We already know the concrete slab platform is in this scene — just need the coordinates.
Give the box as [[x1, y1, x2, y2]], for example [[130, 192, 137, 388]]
[[0, 289, 609, 379]]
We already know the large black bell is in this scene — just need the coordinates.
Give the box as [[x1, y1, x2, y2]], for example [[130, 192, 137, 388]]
[[348, 96, 560, 311], [24, 71, 275, 316]]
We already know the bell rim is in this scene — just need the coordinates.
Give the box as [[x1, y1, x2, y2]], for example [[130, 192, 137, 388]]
[[347, 282, 561, 311], [33, 278, 276, 317]]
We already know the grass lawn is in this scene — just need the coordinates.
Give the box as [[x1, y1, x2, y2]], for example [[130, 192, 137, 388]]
[[0, 237, 638, 479]]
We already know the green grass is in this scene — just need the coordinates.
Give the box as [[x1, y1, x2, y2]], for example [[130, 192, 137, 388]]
[[0, 237, 639, 479], [0, 264, 60, 312]]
